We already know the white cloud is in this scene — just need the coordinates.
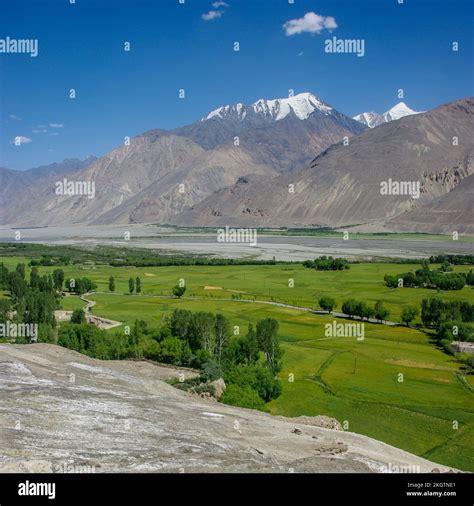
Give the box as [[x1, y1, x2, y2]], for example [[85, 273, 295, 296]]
[[202, 1, 229, 21], [49, 123, 64, 128], [9, 114, 21, 120], [32, 129, 48, 134], [202, 10, 223, 21], [11, 136, 32, 145], [283, 11, 337, 36], [49, 132, 59, 136]]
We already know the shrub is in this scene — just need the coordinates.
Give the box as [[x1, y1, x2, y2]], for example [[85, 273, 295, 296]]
[[224, 365, 281, 402], [220, 384, 265, 410], [200, 359, 223, 382], [70, 308, 86, 324]]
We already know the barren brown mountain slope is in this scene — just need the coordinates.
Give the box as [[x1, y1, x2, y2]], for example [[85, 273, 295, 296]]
[[2, 94, 364, 227], [172, 98, 474, 233]]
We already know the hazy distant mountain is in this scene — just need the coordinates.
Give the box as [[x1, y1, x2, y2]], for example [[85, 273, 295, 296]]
[[172, 98, 474, 234], [1, 93, 364, 226], [0, 157, 97, 224], [24, 156, 98, 178], [353, 102, 421, 128]]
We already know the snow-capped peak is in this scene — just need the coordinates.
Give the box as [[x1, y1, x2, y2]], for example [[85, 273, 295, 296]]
[[203, 103, 246, 121], [201, 92, 333, 122], [252, 92, 333, 121], [382, 102, 420, 122], [352, 111, 383, 129], [353, 102, 422, 128]]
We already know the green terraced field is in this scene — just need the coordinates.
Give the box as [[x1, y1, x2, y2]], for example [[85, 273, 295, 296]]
[[1, 257, 473, 470]]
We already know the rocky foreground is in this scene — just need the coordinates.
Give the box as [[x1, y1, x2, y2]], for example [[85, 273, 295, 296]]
[[0, 344, 452, 473]]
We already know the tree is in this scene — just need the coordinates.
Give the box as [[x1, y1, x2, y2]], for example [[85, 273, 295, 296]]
[[256, 318, 282, 374], [319, 296, 336, 313], [16, 263, 26, 280], [70, 308, 86, 324], [52, 269, 65, 291], [466, 270, 474, 286], [439, 261, 452, 272], [28, 267, 38, 289], [8, 271, 27, 301], [135, 277, 141, 294], [128, 277, 134, 294], [341, 299, 358, 318], [170, 308, 193, 341], [172, 284, 186, 298], [401, 306, 419, 327], [374, 301, 390, 323], [109, 276, 115, 292], [384, 274, 399, 288], [190, 312, 216, 355], [0, 299, 11, 322], [214, 313, 230, 362], [243, 323, 259, 364], [159, 336, 191, 366]]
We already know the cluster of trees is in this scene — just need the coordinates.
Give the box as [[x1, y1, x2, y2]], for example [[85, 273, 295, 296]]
[[437, 321, 474, 345], [429, 255, 474, 265], [128, 277, 141, 294], [303, 256, 350, 271], [29, 255, 70, 267], [316, 297, 423, 326], [385, 270, 469, 291], [56, 309, 283, 409], [65, 277, 97, 294], [340, 299, 392, 322], [0, 262, 60, 341], [110, 257, 285, 267], [420, 298, 474, 372], [421, 298, 474, 328], [316, 297, 420, 325]]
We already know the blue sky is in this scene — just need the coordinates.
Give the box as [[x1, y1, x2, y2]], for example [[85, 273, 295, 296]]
[[1, 0, 473, 170]]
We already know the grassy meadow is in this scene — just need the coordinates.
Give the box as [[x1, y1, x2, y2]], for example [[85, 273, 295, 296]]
[[1, 256, 473, 470]]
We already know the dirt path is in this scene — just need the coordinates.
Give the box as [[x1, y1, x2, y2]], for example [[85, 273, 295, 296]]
[[79, 293, 122, 330], [87, 292, 400, 327]]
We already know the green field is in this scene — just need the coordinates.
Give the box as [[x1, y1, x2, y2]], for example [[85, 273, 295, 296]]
[[1, 256, 473, 470], [1, 257, 473, 322]]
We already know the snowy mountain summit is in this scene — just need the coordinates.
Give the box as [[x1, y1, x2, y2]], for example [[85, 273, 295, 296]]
[[382, 102, 420, 122], [202, 92, 334, 122], [353, 102, 421, 128]]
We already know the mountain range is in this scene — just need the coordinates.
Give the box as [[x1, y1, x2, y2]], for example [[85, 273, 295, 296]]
[[0, 93, 364, 226], [353, 102, 421, 128], [1, 94, 472, 233]]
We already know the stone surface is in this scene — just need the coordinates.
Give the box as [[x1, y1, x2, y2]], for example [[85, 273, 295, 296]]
[[0, 343, 455, 473]]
